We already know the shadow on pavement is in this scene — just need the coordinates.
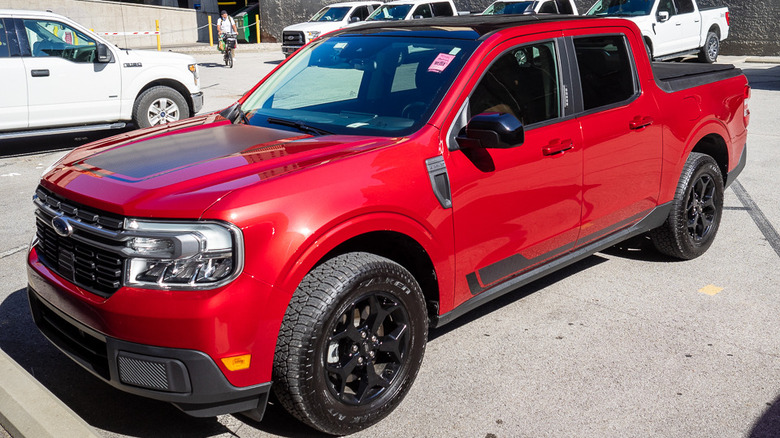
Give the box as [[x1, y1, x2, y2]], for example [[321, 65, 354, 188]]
[[749, 394, 780, 438], [0, 126, 134, 158], [0, 288, 313, 437], [742, 65, 780, 92]]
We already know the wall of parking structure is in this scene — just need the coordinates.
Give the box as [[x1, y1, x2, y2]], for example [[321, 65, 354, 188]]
[[0, 0, 201, 47], [257, 0, 779, 56], [573, 0, 780, 56]]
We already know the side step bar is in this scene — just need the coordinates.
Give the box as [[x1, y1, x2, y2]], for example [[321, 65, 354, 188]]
[[0, 123, 127, 140]]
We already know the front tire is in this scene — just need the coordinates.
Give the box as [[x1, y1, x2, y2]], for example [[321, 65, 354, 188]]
[[132, 86, 189, 128], [273, 252, 428, 435], [698, 31, 719, 63], [649, 153, 724, 259]]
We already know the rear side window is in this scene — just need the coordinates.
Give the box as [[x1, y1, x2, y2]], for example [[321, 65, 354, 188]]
[[675, 0, 694, 14], [432, 2, 455, 16], [573, 35, 637, 111], [0, 19, 10, 58]]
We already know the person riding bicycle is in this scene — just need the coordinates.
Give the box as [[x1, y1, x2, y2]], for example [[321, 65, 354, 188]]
[[217, 10, 238, 57]]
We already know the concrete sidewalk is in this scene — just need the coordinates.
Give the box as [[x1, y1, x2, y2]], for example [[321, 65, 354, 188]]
[[0, 349, 99, 438]]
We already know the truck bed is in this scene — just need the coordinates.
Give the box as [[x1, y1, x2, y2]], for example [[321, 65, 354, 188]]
[[653, 62, 742, 92]]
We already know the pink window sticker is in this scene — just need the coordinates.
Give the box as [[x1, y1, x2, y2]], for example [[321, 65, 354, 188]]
[[428, 53, 455, 73]]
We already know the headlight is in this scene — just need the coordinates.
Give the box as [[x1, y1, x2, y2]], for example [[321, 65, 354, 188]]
[[124, 220, 243, 290], [305, 30, 321, 41], [188, 63, 199, 86]]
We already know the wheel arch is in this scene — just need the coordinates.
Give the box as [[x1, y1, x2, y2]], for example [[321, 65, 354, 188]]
[[691, 132, 729, 185], [135, 79, 195, 115], [707, 25, 721, 39]]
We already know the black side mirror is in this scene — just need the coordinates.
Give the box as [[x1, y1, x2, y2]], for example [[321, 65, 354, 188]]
[[96, 43, 112, 63], [456, 113, 524, 149]]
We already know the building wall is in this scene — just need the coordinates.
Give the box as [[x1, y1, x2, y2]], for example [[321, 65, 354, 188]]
[[259, 0, 780, 56], [0, 0, 205, 47]]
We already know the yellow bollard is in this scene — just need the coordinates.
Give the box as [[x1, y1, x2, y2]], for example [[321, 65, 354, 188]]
[[208, 15, 213, 46], [255, 14, 261, 43], [156, 20, 161, 51]]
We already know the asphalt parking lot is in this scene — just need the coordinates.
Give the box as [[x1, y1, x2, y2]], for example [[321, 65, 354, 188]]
[[0, 48, 778, 437]]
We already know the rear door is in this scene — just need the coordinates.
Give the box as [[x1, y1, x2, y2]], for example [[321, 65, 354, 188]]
[[19, 17, 121, 128], [446, 36, 583, 305], [0, 18, 29, 130], [568, 31, 662, 247]]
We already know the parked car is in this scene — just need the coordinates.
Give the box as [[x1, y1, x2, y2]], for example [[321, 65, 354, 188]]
[[28, 14, 749, 435], [482, 0, 578, 15], [585, 0, 729, 62], [362, 0, 458, 21], [0, 9, 202, 139], [281, 1, 381, 57]]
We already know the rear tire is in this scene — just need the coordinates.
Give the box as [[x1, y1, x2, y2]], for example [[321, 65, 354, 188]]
[[649, 153, 724, 260], [698, 31, 719, 63], [273, 252, 427, 435]]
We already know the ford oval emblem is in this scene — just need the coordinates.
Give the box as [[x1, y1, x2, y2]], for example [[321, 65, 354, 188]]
[[52, 216, 73, 237]]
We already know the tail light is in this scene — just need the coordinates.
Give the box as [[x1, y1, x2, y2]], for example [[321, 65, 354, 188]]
[[743, 84, 751, 127], [725, 12, 730, 26]]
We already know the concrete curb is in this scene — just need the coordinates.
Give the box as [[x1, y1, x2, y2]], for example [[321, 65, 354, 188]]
[[0, 349, 99, 438]]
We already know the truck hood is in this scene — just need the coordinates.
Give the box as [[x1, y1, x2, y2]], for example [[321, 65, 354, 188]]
[[42, 115, 395, 218], [283, 21, 347, 34], [118, 48, 197, 67]]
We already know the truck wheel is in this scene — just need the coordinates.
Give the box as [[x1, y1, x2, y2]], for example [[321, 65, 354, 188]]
[[132, 86, 189, 128], [649, 153, 724, 260], [273, 252, 427, 435], [698, 31, 719, 63]]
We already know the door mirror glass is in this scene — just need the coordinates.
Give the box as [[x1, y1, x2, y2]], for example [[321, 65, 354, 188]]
[[456, 112, 524, 149]]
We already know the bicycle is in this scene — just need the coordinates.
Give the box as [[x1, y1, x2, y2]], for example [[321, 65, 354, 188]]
[[221, 33, 237, 68]]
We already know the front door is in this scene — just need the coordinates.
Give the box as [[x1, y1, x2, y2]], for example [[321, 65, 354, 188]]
[[0, 18, 28, 130], [447, 38, 583, 306], [20, 18, 121, 128]]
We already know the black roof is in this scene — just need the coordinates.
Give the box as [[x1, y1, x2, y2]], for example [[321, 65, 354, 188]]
[[333, 14, 599, 41]]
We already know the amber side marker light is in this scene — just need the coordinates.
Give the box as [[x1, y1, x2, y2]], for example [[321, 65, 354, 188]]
[[222, 354, 251, 371]]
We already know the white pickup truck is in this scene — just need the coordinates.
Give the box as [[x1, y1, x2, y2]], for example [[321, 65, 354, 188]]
[[585, 0, 729, 62], [363, 0, 459, 22], [482, 0, 578, 15], [281, 2, 382, 57], [0, 9, 202, 139]]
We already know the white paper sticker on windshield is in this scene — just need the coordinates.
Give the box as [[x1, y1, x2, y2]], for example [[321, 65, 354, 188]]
[[428, 53, 455, 73], [334, 42, 348, 49]]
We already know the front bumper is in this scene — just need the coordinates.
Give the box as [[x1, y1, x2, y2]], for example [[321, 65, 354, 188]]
[[191, 91, 204, 115], [28, 284, 270, 417]]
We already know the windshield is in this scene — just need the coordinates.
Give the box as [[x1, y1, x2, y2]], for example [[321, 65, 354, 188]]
[[240, 35, 477, 137], [310, 6, 351, 22], [366, 4, 413, 21], [586, 0, 654, 16], [483, 1, 535, 15]]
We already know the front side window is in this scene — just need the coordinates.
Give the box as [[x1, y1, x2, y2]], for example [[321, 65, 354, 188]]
[[352, 6, 371, 21], [23, 19, 97, 62], [240, 35, 477, 136], [657, 0, 677, 16], [573, 35, 637, 111], [366, 4, 414, 21], [469, 41, 561, 126], [412, 4, 434, 18], [0, 19, 10, 58], [483, 1, 535, 15], [586, 0, 654, 16], [539, 1, 559, 13]]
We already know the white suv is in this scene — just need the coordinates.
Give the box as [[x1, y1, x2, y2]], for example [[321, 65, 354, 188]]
[[0, 9, 202, 138], [281, 2, 382, 57]]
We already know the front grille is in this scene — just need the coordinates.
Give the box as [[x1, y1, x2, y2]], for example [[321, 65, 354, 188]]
[[282, 30, 304, 46], [34, 186, 126, 297]]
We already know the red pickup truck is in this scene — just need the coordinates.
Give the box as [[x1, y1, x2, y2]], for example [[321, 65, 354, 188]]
[[27, 15, 749, 435]]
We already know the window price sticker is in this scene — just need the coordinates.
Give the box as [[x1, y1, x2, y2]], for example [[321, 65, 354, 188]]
[[428, 53, 455, 73]]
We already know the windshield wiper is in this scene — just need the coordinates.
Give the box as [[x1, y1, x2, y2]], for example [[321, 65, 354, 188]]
[[221, 102, 250, 125], [267, 117, 333, 136]]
